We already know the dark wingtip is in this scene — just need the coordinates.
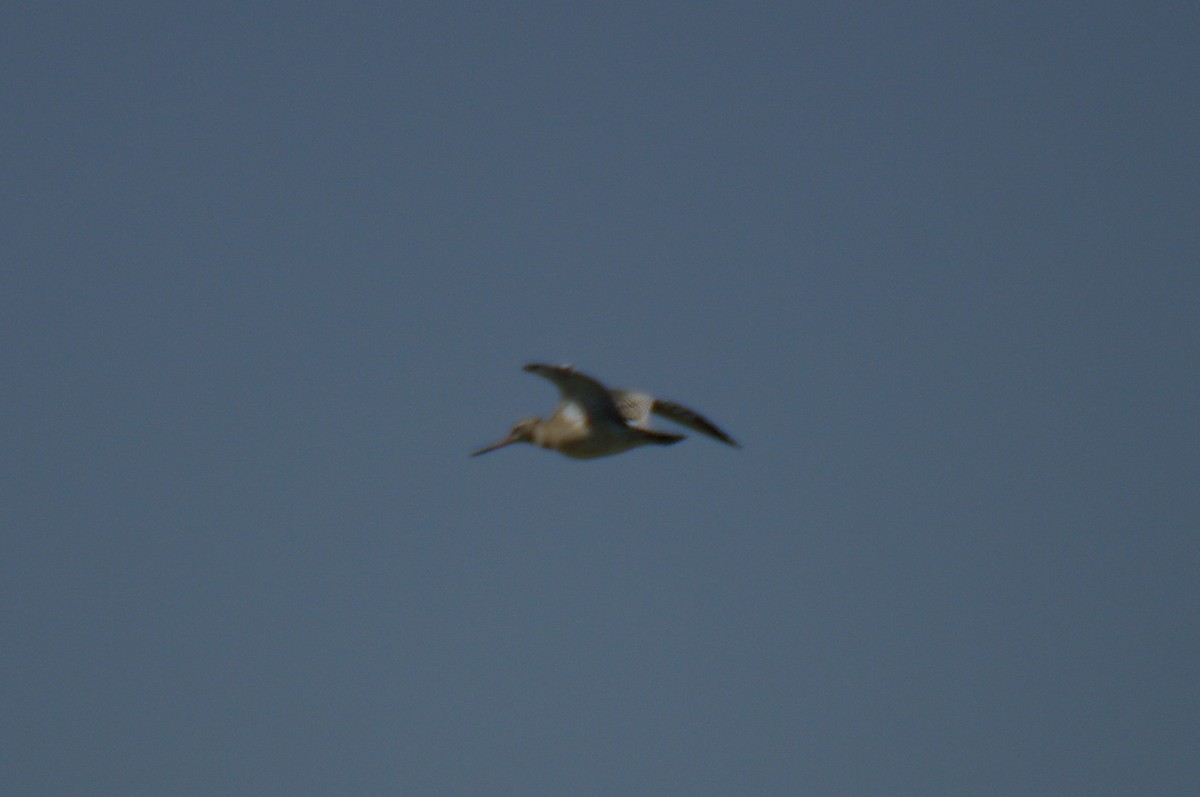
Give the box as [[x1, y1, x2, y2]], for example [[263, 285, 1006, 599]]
[[523, 362, 571, 374], [718, 432, 742, 449]]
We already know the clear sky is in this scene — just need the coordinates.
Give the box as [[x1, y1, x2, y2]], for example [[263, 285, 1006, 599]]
[[3, 3, 1197, 794]]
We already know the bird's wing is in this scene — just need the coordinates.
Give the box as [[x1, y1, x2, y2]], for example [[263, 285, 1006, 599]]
[[523, 364, 628, 427], [651, 398, 740, 447], [610, 390, 654, 428]]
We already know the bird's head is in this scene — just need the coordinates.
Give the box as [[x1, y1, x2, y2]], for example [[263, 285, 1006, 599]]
[[470, 417, 540, 457]]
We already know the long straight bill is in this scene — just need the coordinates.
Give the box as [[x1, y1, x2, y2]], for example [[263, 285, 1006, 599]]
[[470, 435, 517, 457]]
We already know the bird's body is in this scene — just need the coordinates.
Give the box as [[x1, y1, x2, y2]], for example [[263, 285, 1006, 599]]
[[472, 364, 739, 460]]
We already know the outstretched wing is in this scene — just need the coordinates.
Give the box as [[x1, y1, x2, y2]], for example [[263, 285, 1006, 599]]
[[651, 398, 740, 447], [523, 363, 628, 428], [610, 389, 654, 428], [613, 387, 740, 448]]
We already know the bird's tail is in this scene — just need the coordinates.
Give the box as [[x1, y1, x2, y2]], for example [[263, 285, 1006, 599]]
[[635, 428, 685, 446]]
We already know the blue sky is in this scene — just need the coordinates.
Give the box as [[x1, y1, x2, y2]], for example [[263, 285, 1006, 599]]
[[3, 3, 1198, 794]]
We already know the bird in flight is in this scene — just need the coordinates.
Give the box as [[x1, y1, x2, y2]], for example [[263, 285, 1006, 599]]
[[472, 363, 740, 460]]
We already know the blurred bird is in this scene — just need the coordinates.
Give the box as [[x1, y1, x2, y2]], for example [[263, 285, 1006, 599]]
[[472, 363, 740, 460]]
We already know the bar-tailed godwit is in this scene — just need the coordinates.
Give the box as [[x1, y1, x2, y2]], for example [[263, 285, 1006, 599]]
[[472, 363, 740, 460]]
